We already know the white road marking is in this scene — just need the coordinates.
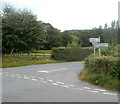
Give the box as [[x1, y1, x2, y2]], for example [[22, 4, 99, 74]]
[[31, 78, 37, 81], [48, 80, 53, 82], [94, 89, 106, 92], [37, 70, 49, 73], [83, 87, 91, 89], [52, 83, 58, 86], [50, 68, 66, 72], [3, 73, 117, 96], [74, 88, 83, 90], [0, 73, 2, 75], [56, 81, 64, 84], [61, 85, 70, 88], [91, 90, 99, 93], [38, 68, 67, 73], [103, 92, 117, 96]]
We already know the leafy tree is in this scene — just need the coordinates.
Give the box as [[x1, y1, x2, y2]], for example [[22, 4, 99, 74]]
[[61, 31, 74, 47], [2, 5, 45, 54], [43, 23, 62, 49], [103, 20, 119, 45]]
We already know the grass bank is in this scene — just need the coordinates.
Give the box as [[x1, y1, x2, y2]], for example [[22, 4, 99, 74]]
[[79, 68, 119, 92], [2, 56, 62, 68]]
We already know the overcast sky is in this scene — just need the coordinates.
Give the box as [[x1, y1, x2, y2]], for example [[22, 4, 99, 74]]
[[1, 0, 119, 31]]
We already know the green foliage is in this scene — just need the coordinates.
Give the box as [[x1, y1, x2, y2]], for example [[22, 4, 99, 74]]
[[2, 5, 119, 54], [51, 47, 71, 61], [103, 20, 119, 45], [51, 47, 93, 61], [43, 23, 62, 49], [2, 56, 61, 68], [2, 5, 46, 54], [80, 68, 119, 91], [101, 46, 119, 57], [85, 55, 119, 79]]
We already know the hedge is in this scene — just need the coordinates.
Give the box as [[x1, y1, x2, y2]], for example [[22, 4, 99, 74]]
[[84, 55, 120, 79], [51, 47, 93, 61]]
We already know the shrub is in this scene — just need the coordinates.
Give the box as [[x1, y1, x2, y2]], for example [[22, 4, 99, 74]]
[[101, 46, 119, 57], [80, 68, 119, 91], [51, 47, 93, 61], [84, 55, 119, 79], [51, 47, 71, 61]]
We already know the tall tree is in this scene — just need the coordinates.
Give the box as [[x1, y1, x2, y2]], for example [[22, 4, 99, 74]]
[[2, 5, 45, 54], [43, 23, 62, 49]]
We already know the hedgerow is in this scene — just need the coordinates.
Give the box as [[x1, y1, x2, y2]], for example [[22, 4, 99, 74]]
[[51, 47, 93, 61]]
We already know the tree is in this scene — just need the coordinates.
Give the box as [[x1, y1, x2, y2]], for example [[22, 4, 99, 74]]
[[43, 23, 62, 49], [103, 21, 118, 45], [2, 5, 45, 54], [61, 31, 74, 47]]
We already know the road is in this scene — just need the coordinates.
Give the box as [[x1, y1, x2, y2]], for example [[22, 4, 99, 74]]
[[1, 62, 118, 102]]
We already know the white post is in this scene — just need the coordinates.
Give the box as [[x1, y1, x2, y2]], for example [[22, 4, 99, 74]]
[[98, 37, 100, 43], [94, 47, 95, 55], [99, 48, 101, 56]]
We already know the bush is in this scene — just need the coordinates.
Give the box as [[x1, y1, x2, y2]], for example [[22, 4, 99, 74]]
[[51, 47, 71, 61], [84, 55, 119, 79], [101, 46, 119, 57], [51, 47, 93, 61], [80, 68, 119, 91]]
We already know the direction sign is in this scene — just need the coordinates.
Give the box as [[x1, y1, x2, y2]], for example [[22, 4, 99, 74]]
[[99, 43, 108, 47], [92, 43, 108, 48], [92, 43, 99, 48], [89, 37, 100, 43]]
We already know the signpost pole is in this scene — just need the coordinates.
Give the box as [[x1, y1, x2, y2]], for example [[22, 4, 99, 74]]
[[99, 48, 101, 56], [94, 47, 95, 55]]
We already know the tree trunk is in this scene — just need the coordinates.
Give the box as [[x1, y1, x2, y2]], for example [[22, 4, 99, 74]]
[[10, 48, 14, 55]]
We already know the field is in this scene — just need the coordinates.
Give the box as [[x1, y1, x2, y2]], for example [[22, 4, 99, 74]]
[[2, 50, 62, 68]]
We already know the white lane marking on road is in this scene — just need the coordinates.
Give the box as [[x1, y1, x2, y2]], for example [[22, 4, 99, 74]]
[[103, 92, 117, 96], [37, 68, 67, 73], [0, 73, 2, 75], [48, 80, 53, 82], [31, 78, 37, 81], [50, 68, 66, 72], [74, 88, 83, 90], [83, 87, 91, 89], [94, 89, 106, 92], [52, 83, 58, 86], [91, 90, 99, 93], [37, 70, 49, 73], [56, 81, 64, 84], [67, 84, 74, 87], [61, 85, 70, 88]]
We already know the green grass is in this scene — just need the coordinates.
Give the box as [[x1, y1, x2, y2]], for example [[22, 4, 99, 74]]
[[2, 56, 62, 68], [79, 68, 119, 92], [36, 50, 52, 52]]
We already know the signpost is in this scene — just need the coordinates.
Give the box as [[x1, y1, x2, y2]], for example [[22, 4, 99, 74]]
[[99, 43, 108, 47], [89, 37, 108, 56]]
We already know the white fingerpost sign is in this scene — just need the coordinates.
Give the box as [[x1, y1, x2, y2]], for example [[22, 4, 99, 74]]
[[89, 37, 108, 56]]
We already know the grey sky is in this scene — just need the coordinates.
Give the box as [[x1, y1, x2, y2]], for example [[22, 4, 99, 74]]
[[1, 0, 119, 31]]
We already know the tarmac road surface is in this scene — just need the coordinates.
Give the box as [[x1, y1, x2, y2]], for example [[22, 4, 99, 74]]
[[1, 62, 118, 102]]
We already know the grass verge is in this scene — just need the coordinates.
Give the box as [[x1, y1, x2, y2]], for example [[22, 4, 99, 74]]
[[79, 68, 120, 92], [2, 56, 63, 68]]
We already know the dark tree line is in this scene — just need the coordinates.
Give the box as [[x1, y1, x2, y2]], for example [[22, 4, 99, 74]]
[[1, 5, 120, 54]]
